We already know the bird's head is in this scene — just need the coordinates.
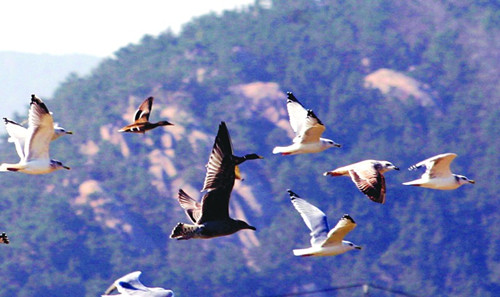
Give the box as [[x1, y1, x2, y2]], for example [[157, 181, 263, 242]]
[[455, 174, 475, 185]]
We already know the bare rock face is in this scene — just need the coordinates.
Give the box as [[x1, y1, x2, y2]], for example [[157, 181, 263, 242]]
[[364, 68, 436, 107]]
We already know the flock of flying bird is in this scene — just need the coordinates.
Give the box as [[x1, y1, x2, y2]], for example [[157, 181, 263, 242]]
[[0, 92, 475, 296]]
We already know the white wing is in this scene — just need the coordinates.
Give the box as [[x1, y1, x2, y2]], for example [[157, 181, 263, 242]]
[[3, 118, 28, 160], [113, 271, 149, 294], [411, 153, 457, 178], [289, 190, 329, 246], [24, 95, 55, 161], [285, 92, 325, 143], [296, 110, 325, 143], [322, 214, 356, 247]]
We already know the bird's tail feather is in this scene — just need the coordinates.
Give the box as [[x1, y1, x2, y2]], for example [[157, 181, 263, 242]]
[[170, 223, 197, 240]]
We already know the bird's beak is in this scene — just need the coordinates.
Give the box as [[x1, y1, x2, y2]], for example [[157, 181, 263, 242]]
[[247, 226, 257, 231], [469, 180, 475, 184], [66, 131, 73, 135], [355, 245, 362, 250], [393, 166, 400, 170], [334, 143, 342, 148], [63, 165, 71, 170]]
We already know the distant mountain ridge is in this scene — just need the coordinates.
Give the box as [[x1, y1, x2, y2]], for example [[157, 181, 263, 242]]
[[0, 51, 101, 118]]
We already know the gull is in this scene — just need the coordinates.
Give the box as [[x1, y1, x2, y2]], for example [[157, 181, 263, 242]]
[[102, 271, 174, 297], [272, 92, 341, 155], [402, 153, 475, 190], [118, 96, 174, 133], [170, 122, 260, 240], [3, 117, 72, 159], [288, 190, 361, 257], [323, 160, 399, 204], [0, 232, 9, 244], [0, 95, 70, 174]]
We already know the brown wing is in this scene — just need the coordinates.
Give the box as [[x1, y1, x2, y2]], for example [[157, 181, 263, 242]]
[[177, 189, 202, 223], [349, 168, 386, 204], [133, 97, 153, 123], [201, 122, 235, 192]]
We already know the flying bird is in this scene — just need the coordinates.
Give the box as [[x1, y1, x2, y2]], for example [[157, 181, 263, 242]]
[[118, 96, 173, 133], [102, 271, 174, 297], [170, 122, 260, 240], [324, 160, 399, 204], [288, 190, 361, 257], [402, 153, 475, 190], [272, 92, 341, 155], [0, 232, 9, 244], [3, 117, 72, 159], [0, 95, 70, 174]]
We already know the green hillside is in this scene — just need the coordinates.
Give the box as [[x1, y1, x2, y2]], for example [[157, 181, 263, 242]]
[[0, 1, 498, 296]]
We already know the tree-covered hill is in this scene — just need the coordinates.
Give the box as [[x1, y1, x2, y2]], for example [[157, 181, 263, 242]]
[[0, 1, 498, 296]]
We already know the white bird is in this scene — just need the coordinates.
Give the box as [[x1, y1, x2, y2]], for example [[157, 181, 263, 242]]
[[402, 153, 475, 190], [0, 94, 70, 174], [3, 117, 72, 159], [102, 271, 174, 297], [323, 160, 399, 204], [272, 92, 341, 155], [288, 190, 361, 257]]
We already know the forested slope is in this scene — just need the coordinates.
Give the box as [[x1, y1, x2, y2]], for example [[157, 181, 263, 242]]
[[0, 1, 498, 296]]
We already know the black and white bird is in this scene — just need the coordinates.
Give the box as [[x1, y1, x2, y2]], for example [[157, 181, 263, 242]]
[[118, 96, 173, 133], [170, 122, 260, 240], [403, 153, 475, 190], [0, 95, 70, 174], [324, 160, 399, 204], [288, 190, 361, 257], [272, 92, 341, 155], [102, 271, 174, 297]]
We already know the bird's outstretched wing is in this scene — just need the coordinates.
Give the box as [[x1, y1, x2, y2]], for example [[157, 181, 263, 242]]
[[24, 95, 54, 161], [3, 118, 27, 160], [349, 168, 386, 204], [133, 97, 154, 123], [201, 121, 235, 192], [288, 190, 329, 246], [322, 214, 356, 247]]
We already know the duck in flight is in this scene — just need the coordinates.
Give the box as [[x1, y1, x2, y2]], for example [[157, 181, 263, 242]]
[[118, 96, 173, 133], [402, 153, 475, 190], [288, 190, 361, 257], [170, 122, 260, 240], [0, 95, 70, 174], [273, 92, 340, 155], [324, 160, 399, 204]]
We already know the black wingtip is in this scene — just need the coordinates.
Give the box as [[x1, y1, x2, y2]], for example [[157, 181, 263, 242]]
[[342, 214, 355, 224], [286, 91, 299, 102], [287, 189, 300, 199]]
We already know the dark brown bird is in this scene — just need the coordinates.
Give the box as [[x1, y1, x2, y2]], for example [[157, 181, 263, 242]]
[[118, 96, 173, 133], [170, 122, 261, 240]]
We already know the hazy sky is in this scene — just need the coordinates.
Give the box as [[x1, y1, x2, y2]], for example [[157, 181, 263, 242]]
[[1, 0, 255, 57]]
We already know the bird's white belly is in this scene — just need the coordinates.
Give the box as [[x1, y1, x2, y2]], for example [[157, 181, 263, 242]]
[[20, 159, 54, 174], [419, 176, 459, 190], [293, 244, 349, 257]]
